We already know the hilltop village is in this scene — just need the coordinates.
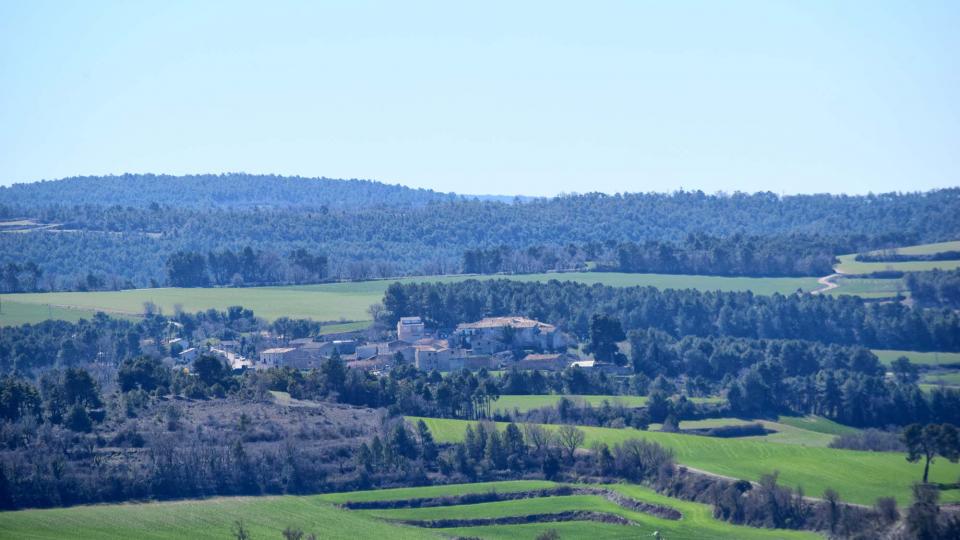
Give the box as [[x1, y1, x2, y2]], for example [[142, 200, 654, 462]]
[[201, 315, 625, 376], [133, 313, 635, 385]]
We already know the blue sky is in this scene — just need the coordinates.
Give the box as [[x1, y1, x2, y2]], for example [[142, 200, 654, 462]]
[[1, 1, 957, 196]]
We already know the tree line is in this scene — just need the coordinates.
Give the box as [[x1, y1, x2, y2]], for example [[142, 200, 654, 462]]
[[0, 262, 42, 293], [381, 279, 960, 351], [906, 268, 960, 309], [624, 329, 957, 428], [610, 233, 845, 277], [462, 233, 856, 277], [856, 250, 960, 263], [166, 247, 328, 287]]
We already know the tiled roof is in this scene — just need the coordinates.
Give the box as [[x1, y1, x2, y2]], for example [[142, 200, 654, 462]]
[[456, 316, 555, 331], [522, 353, 563, 361], [262, 347, 296, 354]]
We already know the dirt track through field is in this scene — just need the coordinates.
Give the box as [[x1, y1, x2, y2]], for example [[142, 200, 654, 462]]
[[811, 273, 841, 295], [680, 465, 871, 509]]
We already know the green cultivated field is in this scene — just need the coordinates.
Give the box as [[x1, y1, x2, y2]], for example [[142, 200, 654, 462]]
[[834, 240, 960, 275], [501, 272, 819, 295], [412, 417, 960, 505], [776, 415, 860, 436], [921, 371, 960, 387], [352, 481, 815, 540], [492, 394, 723, 415], [0, 300, 92, 326], [0, 480, 817, 540], [0, 495, 433, 540], [1, 272, 819, 325], [873, 349, 960, 367], [320, 480, 554, 504], [871, 349, 960, 366], [827, 277, 905, 298], [493, 394, 648, 413], [318, 320, 372, 334], [645, 415, 853, 447], [742, 421, 836, 447], [0, 300, 137, 327], [330, 481, 814, 539]]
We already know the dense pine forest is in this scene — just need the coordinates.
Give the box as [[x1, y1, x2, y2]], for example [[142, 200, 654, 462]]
[[382, 279, 960, 351], [1, 175, 959, 289], [0, 173, 460, 209]]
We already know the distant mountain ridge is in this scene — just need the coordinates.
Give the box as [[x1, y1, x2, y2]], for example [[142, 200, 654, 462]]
[[0, 173, 475, 210]]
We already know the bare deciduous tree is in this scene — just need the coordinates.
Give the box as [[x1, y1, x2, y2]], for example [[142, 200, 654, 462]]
[[557, 424, 585, 461], [522, 423, 554, 456]]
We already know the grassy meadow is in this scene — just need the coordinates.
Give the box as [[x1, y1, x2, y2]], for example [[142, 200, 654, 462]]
[[834, 240, 960, 275], [411, 417, 960, 505], [644, 415, 854, 447], [4, 239, 958, 327], [775, 415, 860, 436], [0, 272, 819, 326], [493, 394, 649, 413], [873, 349, 960, 367], [0, 480, 817, 540], [0, 300, 97, 326], [491, 394, 723, 415], [492, 396, 851, 448], [827, 277, 905, 298], [0, 495, 433, 540], [351, 481, 817, 540], [921, 371, 960, 387]]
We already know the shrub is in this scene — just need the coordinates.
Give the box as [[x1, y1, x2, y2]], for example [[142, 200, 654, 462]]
[[829, 429, 906, 452], [65, 404, 92, 432], [703, 423, 767, 438]]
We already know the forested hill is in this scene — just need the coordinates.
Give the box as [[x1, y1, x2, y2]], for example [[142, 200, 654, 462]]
[[1, 181, 959, 289], [0, 173, 459, 209]]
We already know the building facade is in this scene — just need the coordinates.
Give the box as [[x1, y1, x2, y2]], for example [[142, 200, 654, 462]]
[[453, 316, 569, 354], [397, 316, 426, 342]]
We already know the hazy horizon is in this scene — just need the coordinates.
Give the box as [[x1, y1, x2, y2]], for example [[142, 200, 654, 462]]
[[2, 170, 957, 199]]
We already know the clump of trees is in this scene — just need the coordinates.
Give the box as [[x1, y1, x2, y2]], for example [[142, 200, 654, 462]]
[[907, 268, 960, 309], [584, 314, 627, 365], [0, 261, 42, 293], [857, 250, 960, 263], [829, 429, 906, 452], [167, 247, 328, 287], [0, 306, 320, 373], [354, 419, 675, 489], [904, 483, 960, 540], [611, 234, 843, 277], [461, 235, 842, 277]]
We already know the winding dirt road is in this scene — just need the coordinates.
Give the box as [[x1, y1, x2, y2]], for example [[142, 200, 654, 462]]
[[811, 273, 842, 295]]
